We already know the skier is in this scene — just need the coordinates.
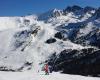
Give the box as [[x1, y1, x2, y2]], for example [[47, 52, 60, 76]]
[[49, 65, 53, 73], [44, 63, 49, 75]]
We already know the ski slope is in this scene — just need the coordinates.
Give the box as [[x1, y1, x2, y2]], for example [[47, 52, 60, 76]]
[[0, 71, 99, 80]]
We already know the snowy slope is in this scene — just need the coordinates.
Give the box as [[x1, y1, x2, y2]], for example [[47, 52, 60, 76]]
[[0, 15, 37, 31], [0, 71, 99, 80], [0, 5, 100, 78], [0, 15, 86, 72]]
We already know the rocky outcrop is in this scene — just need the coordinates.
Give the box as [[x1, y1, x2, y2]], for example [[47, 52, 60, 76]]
[[47, 48, 100, 77], [45, 38, 56, 44]]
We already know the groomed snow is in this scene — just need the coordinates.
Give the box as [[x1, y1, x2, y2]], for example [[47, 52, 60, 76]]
[[0, 71, 99, 80]]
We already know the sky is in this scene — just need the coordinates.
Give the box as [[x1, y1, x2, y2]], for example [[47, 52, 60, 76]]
[[0, 0, 100, 16]]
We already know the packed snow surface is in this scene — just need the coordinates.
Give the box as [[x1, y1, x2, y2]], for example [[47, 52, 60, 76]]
[[0, 71, 99, 80]]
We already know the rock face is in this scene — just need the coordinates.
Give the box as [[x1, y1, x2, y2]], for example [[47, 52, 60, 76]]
[[47, 48, 100, 77], [94, 8, 100, 19], [45, 38, 56, 44], [75, 28, 100, 48], [56, 22, 100, 48], [64, 5, 83, 12], [84, 6, 95, 13]]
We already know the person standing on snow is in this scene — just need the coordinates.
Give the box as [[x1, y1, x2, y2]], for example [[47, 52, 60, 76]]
[[49, 65, 53, 73], [44, 64, 49, 75]]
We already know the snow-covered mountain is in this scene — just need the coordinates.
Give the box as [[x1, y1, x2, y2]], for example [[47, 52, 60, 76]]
[[0, 5, 100, 77]]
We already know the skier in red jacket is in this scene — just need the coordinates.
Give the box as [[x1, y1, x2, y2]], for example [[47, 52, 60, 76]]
[[44, 64, 49, 75]]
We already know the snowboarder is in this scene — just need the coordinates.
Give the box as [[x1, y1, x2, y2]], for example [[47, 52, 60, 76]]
[[44, 64, 49, 75]]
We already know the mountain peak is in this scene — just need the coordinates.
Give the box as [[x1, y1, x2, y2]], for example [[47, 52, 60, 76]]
[[84, 6, 96, 13], [64, 5, 83, 12], [48, 8, 63, 16], [93, 7, 100, 19], [51, 8, 60, 12], [38, 8, 63, 20]]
